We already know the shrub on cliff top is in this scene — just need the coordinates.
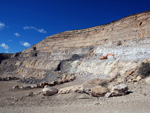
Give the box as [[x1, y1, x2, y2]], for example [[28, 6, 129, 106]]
[[139, 62, 150, 77]]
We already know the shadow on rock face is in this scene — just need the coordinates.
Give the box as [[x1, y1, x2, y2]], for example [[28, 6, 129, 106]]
[[0, 53, 13, 63], [55, 54, 86, 72]]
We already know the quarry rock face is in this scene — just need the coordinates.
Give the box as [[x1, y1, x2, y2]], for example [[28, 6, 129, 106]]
[[0, 11, 150, 82], [0, 53, 12, 63]]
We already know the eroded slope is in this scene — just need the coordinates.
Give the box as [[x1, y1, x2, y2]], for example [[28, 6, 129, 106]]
[[0, 11, 150, 83]]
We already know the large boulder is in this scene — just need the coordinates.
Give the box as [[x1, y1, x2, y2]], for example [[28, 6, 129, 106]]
[[58, 85, 84, 94], [42, 85, 58, 96], [110, 84, 128, 96], [91, 86, 109, 97]]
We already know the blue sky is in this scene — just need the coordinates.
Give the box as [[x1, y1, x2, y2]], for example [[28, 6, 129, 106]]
[[0, 0, 150, 53]]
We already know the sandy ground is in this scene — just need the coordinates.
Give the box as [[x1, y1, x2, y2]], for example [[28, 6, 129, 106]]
[[0, 79, 150, 113]]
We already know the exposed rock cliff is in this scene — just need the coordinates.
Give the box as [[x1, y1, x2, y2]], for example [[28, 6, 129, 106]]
[[0, 53, 12, 63], [0, 11, 150, 83]]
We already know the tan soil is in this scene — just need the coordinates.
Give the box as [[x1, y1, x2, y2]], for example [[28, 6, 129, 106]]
[[0, 79, 150, 113]]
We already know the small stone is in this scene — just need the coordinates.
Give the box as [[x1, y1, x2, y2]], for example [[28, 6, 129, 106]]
[[28, 92, 34, 96], [40, 82, 49, 88], [31, 85, 37, 89], [132, 79, 137, 82], [12, 85, 19, 89], [20, 86, 23, 89], [105, 92, 112, 98], [44, 85, 49, 88], [49, 81, 55, 86], [133, 76, 142, 82], [128, 79, 132, 82], [20, 86, 26, 90], [62, 78, 69, 83], [84, 88, 91, 95], [136, 76, 142, 81]]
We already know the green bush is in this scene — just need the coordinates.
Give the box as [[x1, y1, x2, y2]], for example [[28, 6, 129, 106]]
[[139, 62, 150, 77]]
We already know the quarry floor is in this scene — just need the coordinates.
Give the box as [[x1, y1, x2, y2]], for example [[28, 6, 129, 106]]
[[0, 79, 150, 113]]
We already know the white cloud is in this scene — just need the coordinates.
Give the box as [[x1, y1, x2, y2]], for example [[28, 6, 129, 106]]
[[14, 33, 20, 37], [21, 42, 31, 47], [37, 28, 47, 33], [0, 22, 5, 30], [0, 43, 9, 50], [23, 26, 46, 33], [5, 51, 8, 53]]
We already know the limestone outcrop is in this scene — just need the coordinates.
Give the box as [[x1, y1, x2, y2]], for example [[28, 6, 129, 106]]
[[0, 11, 150, 83]]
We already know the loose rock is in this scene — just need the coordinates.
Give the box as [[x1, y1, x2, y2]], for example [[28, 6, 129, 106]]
[[42, 85, 58, 96], [39, 82, 49, 88], [12, 85, 20, 90], [110, 84, 128, 96], [133, 76, 142, 82], [104, 92, 112, 98], [27, 92, 34, 97], [58, 85, 84, 94], [83, 88, 91, 95], [91, 86, 109, 97]]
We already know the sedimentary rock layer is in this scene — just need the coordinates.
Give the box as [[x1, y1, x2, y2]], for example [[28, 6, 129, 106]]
[[0, 11, 150, 81]]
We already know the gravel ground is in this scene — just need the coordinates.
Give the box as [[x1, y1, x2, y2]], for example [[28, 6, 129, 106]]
[[0, 79, 150, 113]]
